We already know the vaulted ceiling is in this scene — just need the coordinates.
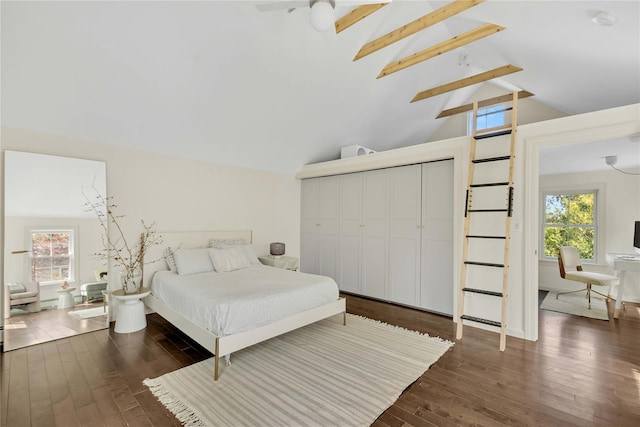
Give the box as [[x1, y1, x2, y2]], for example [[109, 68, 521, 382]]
[[2, 1, 639, 174]]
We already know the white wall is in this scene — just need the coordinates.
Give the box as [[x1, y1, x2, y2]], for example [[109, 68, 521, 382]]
[[538, 169, 640, 302], [1, 126, 302, 302], [428, 83, 568, 142]]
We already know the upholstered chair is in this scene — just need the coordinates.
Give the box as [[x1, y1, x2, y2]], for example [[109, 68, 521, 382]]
[[557, 246, 619, 309], [4, 281, 41, 318]]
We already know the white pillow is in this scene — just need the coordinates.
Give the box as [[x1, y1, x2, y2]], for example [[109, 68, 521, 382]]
[[163, 247, 177, 272], [240, 244, 261, 267], [209, 239, 261, 266], [209, 246, 251, 273], [173, 248, 214, 276]]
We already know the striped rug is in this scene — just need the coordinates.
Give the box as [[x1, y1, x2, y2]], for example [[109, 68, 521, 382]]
[[144, 314, 453, 426]]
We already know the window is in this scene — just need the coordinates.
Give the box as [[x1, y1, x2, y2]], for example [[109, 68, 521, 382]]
[[467, 104, 507, 135], [30, 229, 75, 283], [542, 191, 597, 261]]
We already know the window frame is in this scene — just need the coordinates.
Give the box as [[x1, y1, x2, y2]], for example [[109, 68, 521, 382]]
[[27, 227, 78, 285], [539, 184, 604, 264], [467, 104, 508, 135]]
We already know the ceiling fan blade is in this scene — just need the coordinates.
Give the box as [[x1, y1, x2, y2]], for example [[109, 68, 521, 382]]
[[334, 0, 393, 6], [255, 1, 310, 12], [255, 0, 392, 13]]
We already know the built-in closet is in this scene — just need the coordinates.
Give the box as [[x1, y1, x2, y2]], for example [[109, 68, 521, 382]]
[[301, 159, 454, 316], [300, 175, 340, 279]]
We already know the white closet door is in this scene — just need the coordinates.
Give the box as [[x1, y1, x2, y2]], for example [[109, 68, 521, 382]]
[[300, 178, 319, 274], [362, 169, 389, 299], [388, 164, 422, 306], [339, 173, 362, 293], [317, 176, 340, 280], [421, 160, 454, 315]]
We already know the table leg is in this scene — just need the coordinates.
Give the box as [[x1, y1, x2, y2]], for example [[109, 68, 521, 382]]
[[614, 270, 626, 319]]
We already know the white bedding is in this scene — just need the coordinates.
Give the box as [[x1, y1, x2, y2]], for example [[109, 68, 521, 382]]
[[151, 266, 339, 337]]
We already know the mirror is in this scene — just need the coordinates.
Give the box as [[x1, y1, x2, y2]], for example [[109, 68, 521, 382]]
[[3, 151, 108, 351]]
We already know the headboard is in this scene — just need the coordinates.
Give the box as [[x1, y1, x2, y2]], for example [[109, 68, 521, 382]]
[[142, 230, 252, 288]]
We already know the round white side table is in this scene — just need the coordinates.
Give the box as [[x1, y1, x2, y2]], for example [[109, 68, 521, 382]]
[[111, 287, 151, 333], [56, 287, 76, 309]]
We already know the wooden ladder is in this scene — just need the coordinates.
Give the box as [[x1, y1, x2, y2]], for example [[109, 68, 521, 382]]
[[456, 91, 518, 351]]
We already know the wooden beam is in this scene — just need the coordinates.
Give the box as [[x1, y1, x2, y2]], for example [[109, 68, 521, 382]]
[[377, 23, 505, 78], [411, 64, 523, 103], [436, 90, 534, 118], [335, 3, 388, 34], [354, 0, 485, 61]]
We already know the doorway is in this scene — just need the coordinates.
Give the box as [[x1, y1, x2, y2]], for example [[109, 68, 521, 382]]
[[522, 123, 640, 341]]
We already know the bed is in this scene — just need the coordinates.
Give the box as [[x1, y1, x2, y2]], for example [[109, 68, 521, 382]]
[[142, 230, 346, 380]]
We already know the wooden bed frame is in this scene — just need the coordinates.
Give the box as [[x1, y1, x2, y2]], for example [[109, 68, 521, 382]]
[[142, 230, 346, 380]]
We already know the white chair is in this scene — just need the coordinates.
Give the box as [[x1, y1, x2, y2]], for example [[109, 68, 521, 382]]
[[557, 246, 619, 309], [4, 281, 41, 318]]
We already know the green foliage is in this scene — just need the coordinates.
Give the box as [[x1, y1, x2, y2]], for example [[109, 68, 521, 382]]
[[544, 193, 595, 259]]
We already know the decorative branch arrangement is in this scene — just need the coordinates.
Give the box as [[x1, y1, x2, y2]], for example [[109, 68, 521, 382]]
[[83, 184, 162, 292]]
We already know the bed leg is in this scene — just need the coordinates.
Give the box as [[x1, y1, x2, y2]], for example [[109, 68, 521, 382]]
[[343, 310, 347, 326], [214, 338, 220, 381]]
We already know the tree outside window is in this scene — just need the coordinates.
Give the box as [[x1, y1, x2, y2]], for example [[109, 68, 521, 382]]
[[543, 192, 596, 260], [31, 230, 74, 283]]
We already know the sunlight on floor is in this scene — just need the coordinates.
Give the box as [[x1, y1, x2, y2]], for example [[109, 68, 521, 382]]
[[632, 367, 640, 398], [5, 322, 27, 329]]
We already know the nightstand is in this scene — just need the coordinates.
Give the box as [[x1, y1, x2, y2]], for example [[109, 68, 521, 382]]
[[111, 287, 151, 333], [258, 255, 299, 271]]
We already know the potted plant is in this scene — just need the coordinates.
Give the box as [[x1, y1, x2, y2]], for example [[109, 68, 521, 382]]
[[84, 187, 162, 294]]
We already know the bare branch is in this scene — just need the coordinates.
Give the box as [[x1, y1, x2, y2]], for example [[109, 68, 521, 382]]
[[82, 184, 163, 287]]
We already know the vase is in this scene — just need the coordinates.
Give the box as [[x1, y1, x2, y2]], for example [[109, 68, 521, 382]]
[[120, 268, 142, 294]]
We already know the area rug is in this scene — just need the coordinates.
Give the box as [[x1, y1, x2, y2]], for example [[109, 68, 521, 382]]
[[68, 307, 107, 319], [144, 314, 453, 427], [540, 291, 609, 320]]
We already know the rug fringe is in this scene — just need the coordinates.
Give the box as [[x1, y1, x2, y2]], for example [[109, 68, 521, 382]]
[[143, 378, 209, 427], [347, 313, 455, 347]]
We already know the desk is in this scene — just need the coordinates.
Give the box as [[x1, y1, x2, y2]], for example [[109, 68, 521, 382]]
[[56, 287, 76, 309], [111, 287, 151, 333], [610, 254, 640, 318]]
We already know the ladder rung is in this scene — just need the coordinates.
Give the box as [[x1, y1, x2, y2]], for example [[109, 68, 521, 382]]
[[462, 288, 503, 297], [473, 129, 513, 140], [470, 182, 509, 187], [472, 155, 511, 164], [466, 235, 506, 239], [464, 261, 505, 268], [461, 315, 502, 328], [468, 209, 508, 213]]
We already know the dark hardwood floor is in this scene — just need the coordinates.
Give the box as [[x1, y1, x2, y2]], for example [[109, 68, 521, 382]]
[[1, 293, 638, 426]]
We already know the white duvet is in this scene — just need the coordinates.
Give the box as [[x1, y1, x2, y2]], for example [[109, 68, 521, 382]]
[[151, 266, 339, 337]]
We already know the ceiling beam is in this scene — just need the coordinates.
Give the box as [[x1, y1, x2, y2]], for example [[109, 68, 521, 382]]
[[353, 0, 485, 61], [436, 90, 534, 118], [377, 23, 505, 78], [411, 64, 523, 103], [335, 3, 389, 34]]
